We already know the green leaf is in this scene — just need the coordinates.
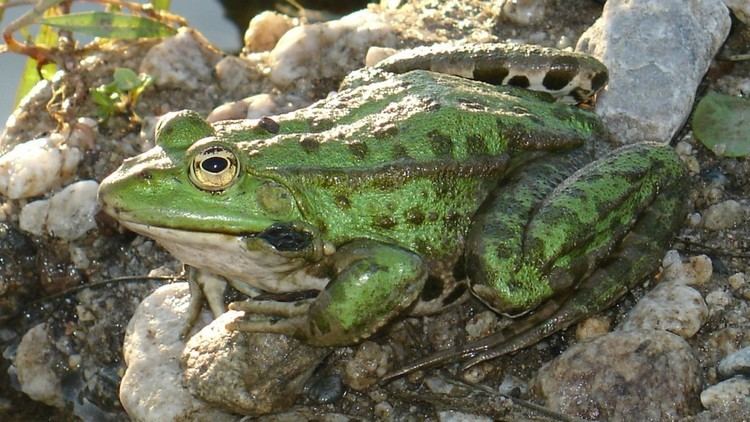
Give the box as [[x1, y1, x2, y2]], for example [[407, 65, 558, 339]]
[[151, 0, 171, 11], [40, 11, 176, 39], [112, 68, 141, 91], [692, 91, 750, 157]]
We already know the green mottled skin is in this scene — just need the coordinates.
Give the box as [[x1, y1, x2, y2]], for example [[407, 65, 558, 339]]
[[98, 44, 687, 363]]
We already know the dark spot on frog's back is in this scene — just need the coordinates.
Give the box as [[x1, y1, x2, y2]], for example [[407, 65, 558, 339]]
[[374, 215, 397, 230], [348, 142, 368, 160], [427, 130, 453, 157], [466, 134, 488, 156], [592, 71, 608, 92], [507, 75, 530, 89], [334, 195, 351, 210], [473, 66, 509, 85], [405, 208, 425, 225], [392, 143, 412, 160], [300, 136, 320, 153], [542, 69, 575, 91], [257, 223, 312, 251]]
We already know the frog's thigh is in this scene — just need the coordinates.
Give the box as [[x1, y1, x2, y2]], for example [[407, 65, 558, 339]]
[[469, 143, 686, 316], [307, 240, 427, 346], [465, 146, 687, 364], [466, 149, 591, 315]]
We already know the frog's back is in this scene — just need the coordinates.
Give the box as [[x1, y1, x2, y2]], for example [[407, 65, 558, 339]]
[[217, 71, 604, 257]]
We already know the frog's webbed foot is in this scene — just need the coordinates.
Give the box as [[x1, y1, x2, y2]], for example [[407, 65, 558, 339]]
[[226, 299, 312, 337], [180, 266, 227, 339], [383, 143, 688, 381]]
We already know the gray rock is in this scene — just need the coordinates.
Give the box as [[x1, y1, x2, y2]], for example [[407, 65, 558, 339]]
[[700, 376, 750, 410], [703, 199, 747, 230], [532, 329, 702, 421], [182, 310, 330, 416], [577, 0, 730, 144], [620, 282, 708, 338], [718, 347, 750, 379]]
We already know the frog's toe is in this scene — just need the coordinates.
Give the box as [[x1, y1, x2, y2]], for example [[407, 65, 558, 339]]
[[228, 299, 311, 317], [226, 316, 307, 338]]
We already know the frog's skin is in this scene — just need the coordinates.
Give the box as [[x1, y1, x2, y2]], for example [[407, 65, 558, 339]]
[[98, 43, 687, 372]]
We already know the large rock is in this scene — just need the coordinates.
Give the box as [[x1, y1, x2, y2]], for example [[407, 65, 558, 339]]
[[532, 329, 702, 421], [577, 0, 730, 144], [182, 310, 330, 416]]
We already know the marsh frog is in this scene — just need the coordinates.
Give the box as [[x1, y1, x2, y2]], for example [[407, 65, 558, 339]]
[[98, 43, 687, 372]]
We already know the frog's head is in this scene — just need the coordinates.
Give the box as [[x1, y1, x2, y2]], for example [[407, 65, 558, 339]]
[[98, 111, 308, 241]]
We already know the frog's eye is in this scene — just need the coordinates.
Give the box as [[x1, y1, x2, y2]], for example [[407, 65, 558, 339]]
[[257, 181, 295, 216], [189, 146, 239, 191]]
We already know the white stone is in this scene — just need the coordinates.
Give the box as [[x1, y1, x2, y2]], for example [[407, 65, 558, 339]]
[[620, 282, 708, 338], [19, 200, 50, 236], [15, 324, 64, 407], [269, 10, 397, 88], [19, 180, 100, 240], [0, 135, 81, 199], [47, 180, 99, 240], [244, 11, 296, 52], [119, 283, 234, 422], [140, 28, 222, 90]]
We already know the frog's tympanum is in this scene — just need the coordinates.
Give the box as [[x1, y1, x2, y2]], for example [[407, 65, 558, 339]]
[[99, 44, 687, 375]]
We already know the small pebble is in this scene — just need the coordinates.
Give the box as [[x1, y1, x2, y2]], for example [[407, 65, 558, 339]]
[[705, 289, 734, 316], [305, 374, 344, 404], [576, 316, 611, 341], [0, 134, 82, 199], [343, 341, 393, 391], [499, 0, 547, 25], [718, 347, 750, 379], [661, 250, 713, 286], [724, 0, 750, 24], [700, 376, 750, 410], [620, 282, 707, 338], [728, 273, 750, 300], [703, 200, 746, 230]]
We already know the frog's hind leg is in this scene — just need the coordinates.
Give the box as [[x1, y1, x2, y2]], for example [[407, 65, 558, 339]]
[[382, 143, 687, 380]]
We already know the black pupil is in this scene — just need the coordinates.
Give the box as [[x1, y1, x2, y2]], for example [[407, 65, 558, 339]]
[[202, 156, 228, 173]]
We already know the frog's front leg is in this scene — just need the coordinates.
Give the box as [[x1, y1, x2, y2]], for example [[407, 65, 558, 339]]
[[227, 240, 427, 346], [181, 266, 227, 338]]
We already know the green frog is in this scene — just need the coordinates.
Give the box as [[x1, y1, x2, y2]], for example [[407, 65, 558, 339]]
[[98, 43, 687, 374]]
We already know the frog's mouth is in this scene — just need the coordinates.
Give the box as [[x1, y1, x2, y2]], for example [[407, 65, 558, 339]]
[[115, 220, 328, 293], [115, 219, 315, 254]]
